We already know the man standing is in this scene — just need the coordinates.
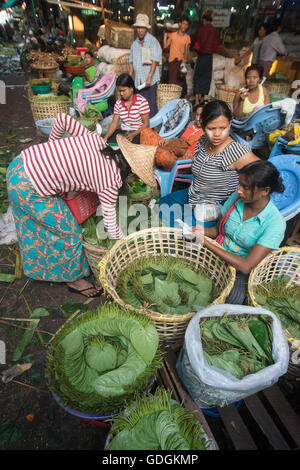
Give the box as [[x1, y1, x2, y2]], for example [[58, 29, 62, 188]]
[[129, 14, 162, 118], [259, 19, 287, 77], [193, 9, 239, 108], [163, 16, 191, 90]]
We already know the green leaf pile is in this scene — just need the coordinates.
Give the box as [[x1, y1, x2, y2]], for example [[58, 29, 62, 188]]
[[107, 387, 211, 450], [200, 314, 274, 379], [116, 255, 218, 315], [253, 275, 300, 340], [45, 303, 163, 414], [126, 179, 154, 199]]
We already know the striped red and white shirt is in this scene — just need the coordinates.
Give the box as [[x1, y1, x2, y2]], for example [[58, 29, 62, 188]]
[[114, 94, 150, 131], [22, 113, 124, 239]]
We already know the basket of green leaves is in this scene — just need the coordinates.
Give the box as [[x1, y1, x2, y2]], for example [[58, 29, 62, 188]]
[[126, 174, 157, 202], [105, 387, 215, 450], [99, 228, 236, 344], [248, 246, 300, 380], [76, 105, 100, 131], [45, 303, 163, 416]]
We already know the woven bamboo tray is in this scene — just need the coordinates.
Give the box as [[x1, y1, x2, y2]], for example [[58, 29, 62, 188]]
[[248, 246, 300, 380], [157, 84, 182, 110], [265, 81, 291, 96], [99, 227, 236, 344], [29, 95, 71, 122], [83, 241, 108, 285], [215, 84, 239, 110]]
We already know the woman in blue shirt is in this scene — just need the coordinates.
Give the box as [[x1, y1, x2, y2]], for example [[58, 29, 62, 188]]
[[191, 160, 286, 304]]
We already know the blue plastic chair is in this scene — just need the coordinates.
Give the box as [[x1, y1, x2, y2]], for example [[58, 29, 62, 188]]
[[269, 136, 300, 158], [149, 99, 191, 140], [154, 159, 194, 198], [269, 154, 300, 221], [231, 104, 286, 150]]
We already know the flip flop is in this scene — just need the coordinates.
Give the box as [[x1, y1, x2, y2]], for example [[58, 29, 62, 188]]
[[67, 285, 103, 298]]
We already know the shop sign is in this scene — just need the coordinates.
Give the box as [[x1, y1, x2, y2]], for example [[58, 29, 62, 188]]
[[212, 9, 231, 28]]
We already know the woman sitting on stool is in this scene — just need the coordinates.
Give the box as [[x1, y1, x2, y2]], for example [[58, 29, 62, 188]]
[[191, 160, 286, 304]]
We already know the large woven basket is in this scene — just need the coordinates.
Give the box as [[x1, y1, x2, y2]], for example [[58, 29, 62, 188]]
[[248, 246, 300, 380], [83, 241, 108, 285], [156, 84, 182, 110], [29, 95, 71, 122], [99, 227, 236, 344], [215, 84, 239, 110], [265, 81, 291, 96]]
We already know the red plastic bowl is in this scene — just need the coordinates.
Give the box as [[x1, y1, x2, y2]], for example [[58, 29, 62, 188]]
[[65, 65, 86, 75]]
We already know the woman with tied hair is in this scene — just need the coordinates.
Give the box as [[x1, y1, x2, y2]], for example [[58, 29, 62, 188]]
[[191, 160, 286, 304], [104, 73, 150, 144], [159, 100, 259, 229], [233, 64, 270, 120]]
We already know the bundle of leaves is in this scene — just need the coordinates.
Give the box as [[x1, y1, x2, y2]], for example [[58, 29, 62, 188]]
[[76, 105, 100, 130], [30, 78, 52, 86], [253, 275, 300, 340], [266, 72, 290, 83], [200, 314, 274, 379], [116, 255, 219, 315], [45, 303, 163, 414], [107, 387, 211, 450]]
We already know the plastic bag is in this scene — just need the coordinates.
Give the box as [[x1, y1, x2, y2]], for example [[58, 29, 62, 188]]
[[176, 304, 289, 408], [0, 205, 18, 245]]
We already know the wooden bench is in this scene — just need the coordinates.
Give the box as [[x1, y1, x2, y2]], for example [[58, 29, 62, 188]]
[[156, 342, 300, 450]]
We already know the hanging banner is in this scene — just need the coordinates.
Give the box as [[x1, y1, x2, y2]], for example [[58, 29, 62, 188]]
[[212, 9, 231, 28]]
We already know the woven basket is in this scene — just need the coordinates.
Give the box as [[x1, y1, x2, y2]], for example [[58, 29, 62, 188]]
[[156, 84, 182, 110], [29, 95, 71, 122], [215, 84, 239, 110], [31, 63, 58, 79], [99, 228, 236, 344], [112, 53, 130, 78], [265, 81, 291, 96], [248, 246, 300, 380], [83, 242, 108, 285]]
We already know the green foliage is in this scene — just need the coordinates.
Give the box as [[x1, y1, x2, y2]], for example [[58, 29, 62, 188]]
[[107, 388, 211, 450], [45, 303, 163, 414], [200, 314, 274, 379], [126, 179, 154, 199], [116, 255, 217, 316], [253, 275, 300, 340]]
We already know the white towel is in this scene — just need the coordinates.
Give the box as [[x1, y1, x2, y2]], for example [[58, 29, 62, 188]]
[[271, 98, 297, 126]]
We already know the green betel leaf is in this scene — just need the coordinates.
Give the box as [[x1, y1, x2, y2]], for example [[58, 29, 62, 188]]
[[0, 273, 16, 283], [30, 307, 50, 318], [12, 320, 40, 362]]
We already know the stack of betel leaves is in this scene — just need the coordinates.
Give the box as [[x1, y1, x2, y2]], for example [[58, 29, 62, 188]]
[[76, 105, 100, 131], [200, 314, 274, 379], [116, 255, 220, 315], [253, 275, 300, 340], [106, 387, 212, 450], [45, 303, 163, 414], [126, 178, 155, 200]]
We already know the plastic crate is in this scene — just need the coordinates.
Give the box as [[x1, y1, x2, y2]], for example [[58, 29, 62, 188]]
[[62, 191, 99, 224]]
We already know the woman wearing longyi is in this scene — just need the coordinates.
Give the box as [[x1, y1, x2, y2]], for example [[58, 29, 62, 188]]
[[191, 160, 286, 304]]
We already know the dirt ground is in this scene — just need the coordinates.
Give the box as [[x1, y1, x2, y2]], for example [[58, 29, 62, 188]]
[[0, 66, 299, 454]]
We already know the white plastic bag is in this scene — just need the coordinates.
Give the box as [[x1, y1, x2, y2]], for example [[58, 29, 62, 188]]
[[0, 205, 18, 245], [176, 304, 289, 408]]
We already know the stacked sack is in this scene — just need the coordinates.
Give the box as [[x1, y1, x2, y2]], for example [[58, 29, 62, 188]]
[[96, 45, 130, 75]]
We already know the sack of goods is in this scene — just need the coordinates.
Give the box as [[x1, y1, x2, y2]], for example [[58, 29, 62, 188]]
[[176, 304, 289, 408]]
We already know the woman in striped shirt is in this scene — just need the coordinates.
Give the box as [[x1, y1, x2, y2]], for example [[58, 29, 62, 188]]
[[104, 73, 150, 144], [159, 100, 259, 228], [6, 113, 132, 297]]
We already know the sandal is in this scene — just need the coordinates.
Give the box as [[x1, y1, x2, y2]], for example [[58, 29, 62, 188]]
[[67, 285, 103, 298]]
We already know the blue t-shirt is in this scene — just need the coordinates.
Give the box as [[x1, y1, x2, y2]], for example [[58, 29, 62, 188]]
[[220, 192, 286, 258]]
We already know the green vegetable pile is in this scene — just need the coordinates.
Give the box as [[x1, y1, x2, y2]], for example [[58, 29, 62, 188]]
[[30, 78, 52, 86], [107, 387, 211, 450], [253, 275, 300, 340], [32, 95, 70, 103], [200, 314, 274, 379], [76, 105, 100, 131], [45, 303, 163, 414], [126, 178, 155, 200], [116, 255, 218, 315], [266, 72, 290, 83]]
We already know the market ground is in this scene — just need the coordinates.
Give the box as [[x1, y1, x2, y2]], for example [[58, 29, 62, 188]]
[[0, 71, 299, 453]]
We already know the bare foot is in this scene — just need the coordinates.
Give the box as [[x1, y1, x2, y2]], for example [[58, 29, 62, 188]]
[[67, 279, 103, 297]]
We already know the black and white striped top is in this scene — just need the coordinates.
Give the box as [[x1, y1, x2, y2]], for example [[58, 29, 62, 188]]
[[188, 135, 249, 206]]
